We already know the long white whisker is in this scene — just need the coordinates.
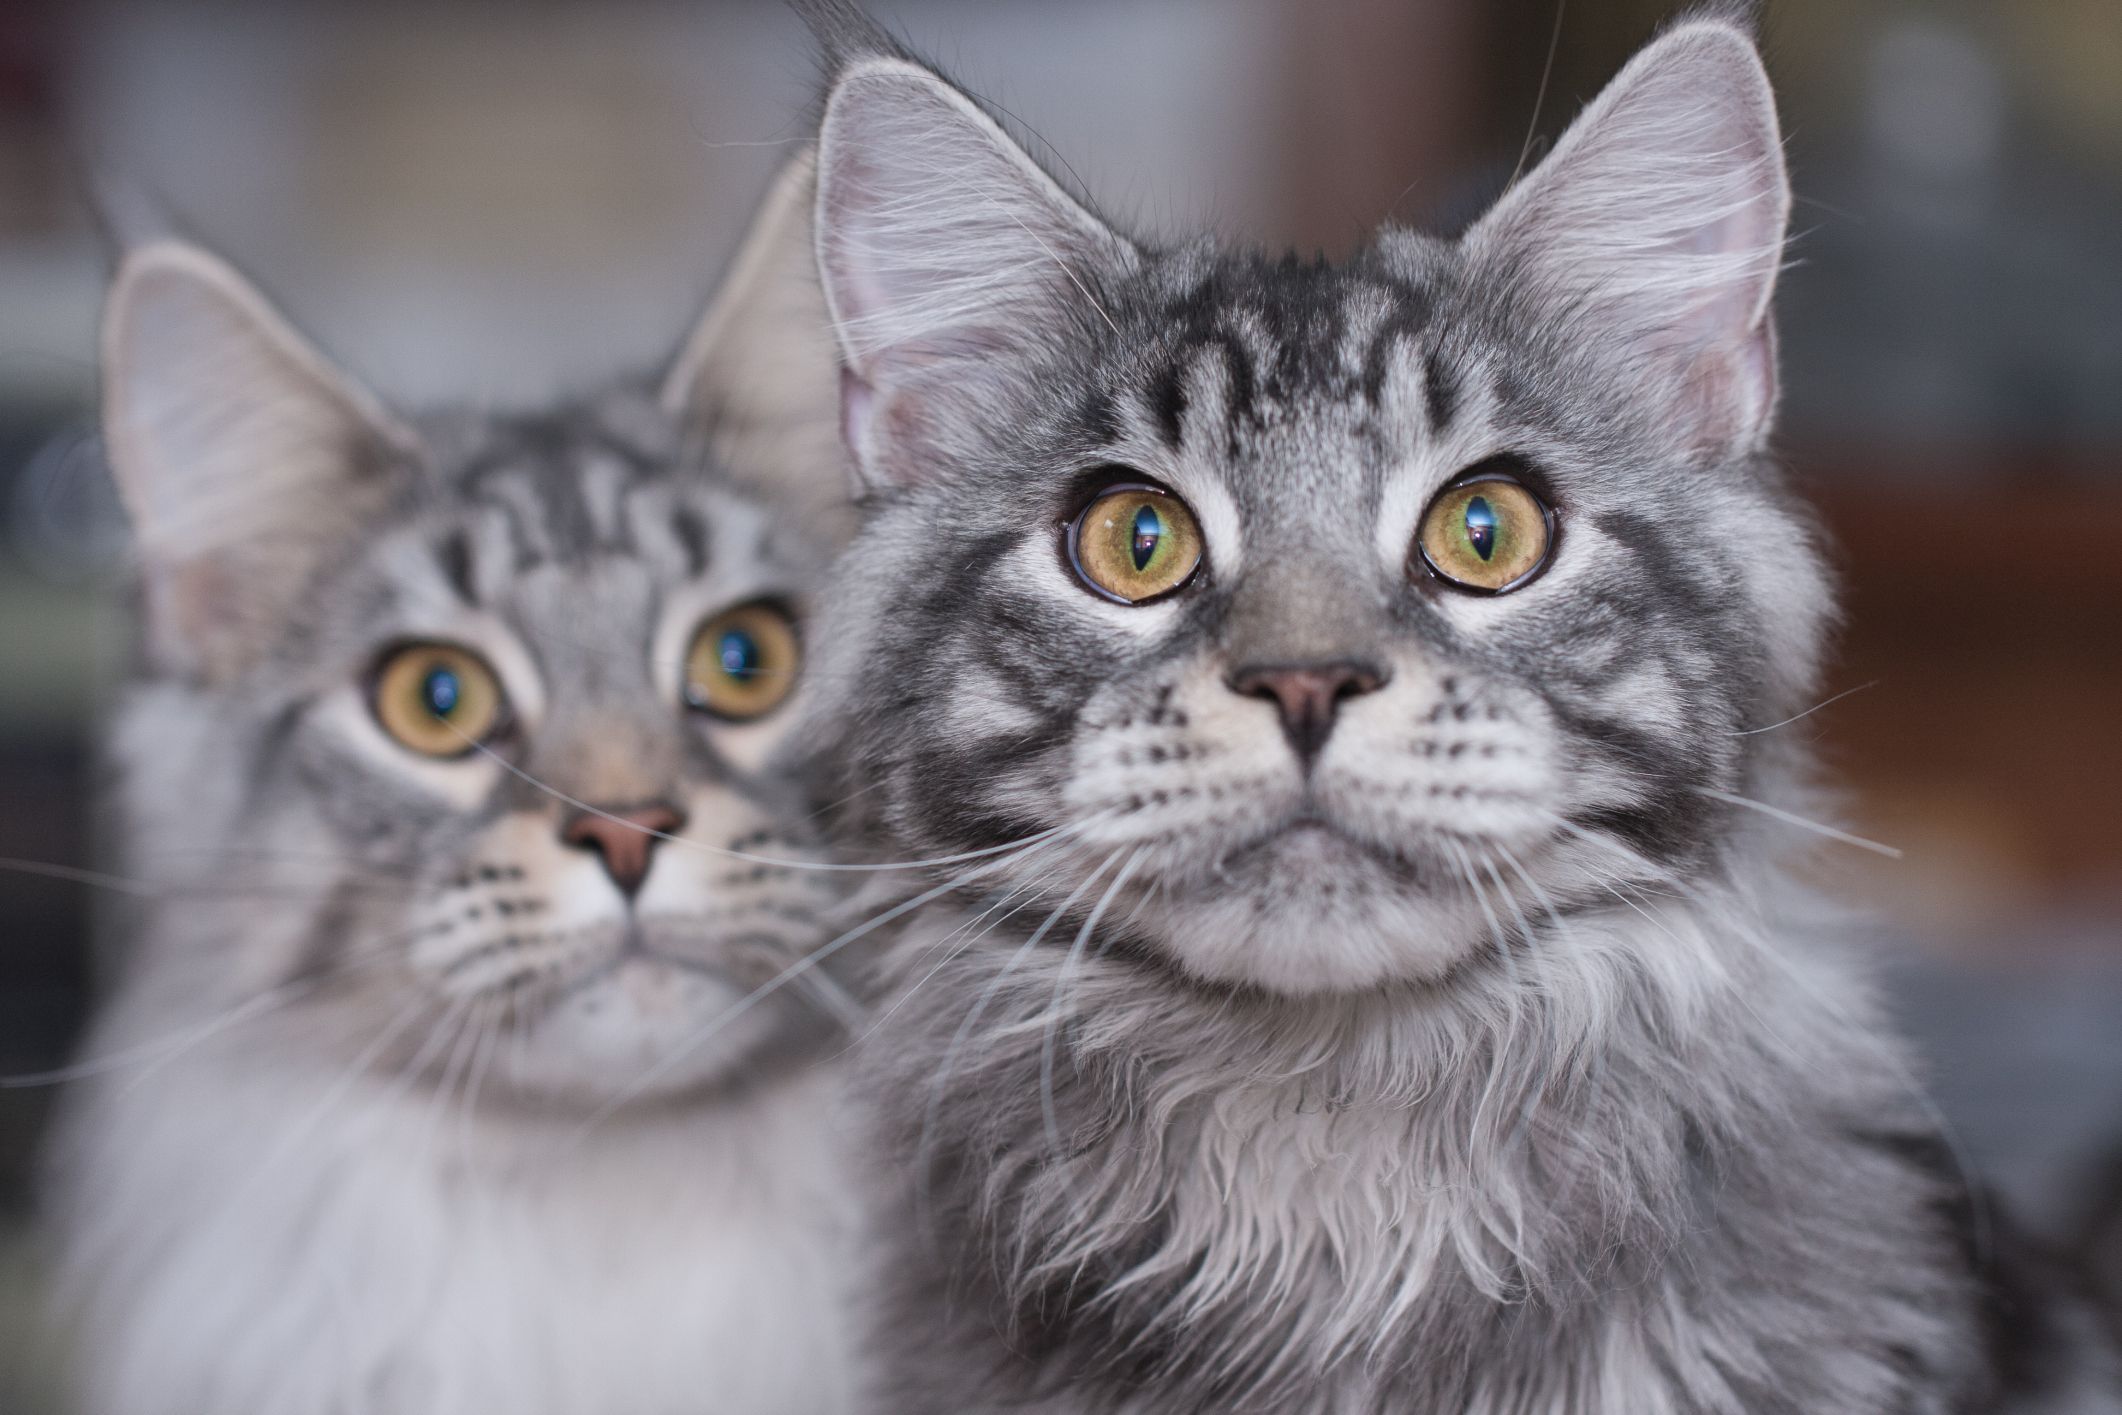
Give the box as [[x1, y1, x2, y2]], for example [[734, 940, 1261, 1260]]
[[8, 914, 430, 1090], [1507, 0, 1570, 192], [1725, 680, 1878, 736], [1696, 787, 1903, 859], [1040, 848, 1144, 1153], [571, 826, 1087, 1140], [416, 1001, 486, 1174], [1442, 837, 1520, 1155], [915, 850, 1123, 1217], [840, 836, 1074, 1055], [5, 976, 322, 1089]]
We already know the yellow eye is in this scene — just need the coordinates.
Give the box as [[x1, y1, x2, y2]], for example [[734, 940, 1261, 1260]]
[[372, 643, 504, 758], [1415, 475, 1553, 593], [685, 603, 800, 721], [1068, 484, 1204, 604]]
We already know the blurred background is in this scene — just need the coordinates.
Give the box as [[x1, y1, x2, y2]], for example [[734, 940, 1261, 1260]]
[[1, 0, 2118, 1405]]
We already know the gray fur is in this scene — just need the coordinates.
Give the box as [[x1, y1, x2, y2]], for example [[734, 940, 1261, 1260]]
[[48, 167, 860, 1415], [795, 9, 2122, 1412]]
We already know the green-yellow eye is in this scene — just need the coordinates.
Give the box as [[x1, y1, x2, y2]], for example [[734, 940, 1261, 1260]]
[[1068, 484, 1204, 604], [373, 643, 504, 757], [685, 602, 800, 721], [1416, 475, 1553, 593]]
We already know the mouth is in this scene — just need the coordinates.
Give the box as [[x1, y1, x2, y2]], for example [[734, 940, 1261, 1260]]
[[1219, 810, 1380, 872]]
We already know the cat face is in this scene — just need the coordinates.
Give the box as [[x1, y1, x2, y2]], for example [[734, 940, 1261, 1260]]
[[102, 160, 851, 1105], [804, 22, 1832, 993]]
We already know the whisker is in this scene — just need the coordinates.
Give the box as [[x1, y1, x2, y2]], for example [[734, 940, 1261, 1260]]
[[457, 999, 503, 1139], [0, 857, 160, 898], [1441, 837, 1522, 1155], [227, 993, 436, 1211], [915, 849, 1122, 1225], [1695, 787, 1903, 859], [1040, 848, 1144, 1154], [1507, 0, 1570, 192], [3, 975, 323, 1088], [1724, 679, 1878, 737], [840, 836, 1074, 1055], [1535, 811, 1986, 1262], [139, 846, 430, 880], [5, 916, 428, 1090], [415, 1001, 487, 1174], [570, 825, 1088, 1140], [0, 855, 432, 906]]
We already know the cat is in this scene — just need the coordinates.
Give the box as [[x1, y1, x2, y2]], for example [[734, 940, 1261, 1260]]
[[45, 153, 861, 1415], [789, 5, 2122, 1412]]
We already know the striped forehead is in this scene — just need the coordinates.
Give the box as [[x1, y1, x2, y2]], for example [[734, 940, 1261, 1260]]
[[421, 419, 752, 609], [1121, 255, 1456, 507]]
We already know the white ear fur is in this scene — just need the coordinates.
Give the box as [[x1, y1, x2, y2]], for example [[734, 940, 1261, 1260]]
[[102, 242, 414, 677], [813, 57, 1134, 492], [660, 150, 852, 541], [1469, 21, 1791, 453]]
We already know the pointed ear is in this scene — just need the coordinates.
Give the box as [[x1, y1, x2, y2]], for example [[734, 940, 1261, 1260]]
[[102, 242, 416, 679], [1467, 19, 1790, 455], [813, 57, 1136, 494], [660, 150, 853, 543]]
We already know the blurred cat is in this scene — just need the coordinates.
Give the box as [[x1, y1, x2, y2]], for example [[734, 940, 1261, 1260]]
[[47, 155, 858, 1415]]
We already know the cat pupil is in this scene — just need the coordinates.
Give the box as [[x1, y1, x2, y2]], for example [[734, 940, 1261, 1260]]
[[1464, 496, 1497, 562], [421, 667, 460, 719], [1130, 504, 1162, 572], [719, 629, 761, 681]]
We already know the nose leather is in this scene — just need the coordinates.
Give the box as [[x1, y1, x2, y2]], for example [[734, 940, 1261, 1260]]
[[1228, 661, 1387, 765], [561, 803, 686, 897]]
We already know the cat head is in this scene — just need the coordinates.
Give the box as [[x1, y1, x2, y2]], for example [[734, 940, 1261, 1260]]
[[102, 155, 851, 1105], [802, 15, 1833, 994]]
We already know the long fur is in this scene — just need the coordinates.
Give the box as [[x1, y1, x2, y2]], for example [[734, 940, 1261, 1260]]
[[49, 201, 859, 1414], [794, 10, 2122, 1413]]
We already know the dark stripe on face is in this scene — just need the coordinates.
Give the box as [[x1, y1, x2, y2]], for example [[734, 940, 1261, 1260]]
[[1421, 348, 1460, 433], [1359, 285, 1435, 409], [1148, 362, 1188, 448], [1076, 385, 1122, 445], [1594, 512, 1694, 608], [437, 530, 477, 605], [1205, 331, 1257, 455], [1160, 284, 1258, 431], [670, 505, 710, 578], [916, 528, 1023, 620]]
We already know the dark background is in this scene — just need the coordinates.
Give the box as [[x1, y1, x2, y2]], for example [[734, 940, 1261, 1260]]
[[3, 1, 2119, 1405]]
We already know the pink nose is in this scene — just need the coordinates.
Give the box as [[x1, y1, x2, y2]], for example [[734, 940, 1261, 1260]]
[[1227, 661, 1387, 763], [561, 804, 686, 896]]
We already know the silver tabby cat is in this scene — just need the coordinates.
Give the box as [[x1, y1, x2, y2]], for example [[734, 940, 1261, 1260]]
[[792, 5, 2122, 1412], [47, 159, 858, 1414]]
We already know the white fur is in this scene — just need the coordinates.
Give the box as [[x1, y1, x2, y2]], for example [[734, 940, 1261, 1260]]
[[55, 1039, 854, 1415]]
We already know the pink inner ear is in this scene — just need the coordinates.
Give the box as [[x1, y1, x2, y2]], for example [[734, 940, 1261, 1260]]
[[1679, 324, 1777, 457]]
